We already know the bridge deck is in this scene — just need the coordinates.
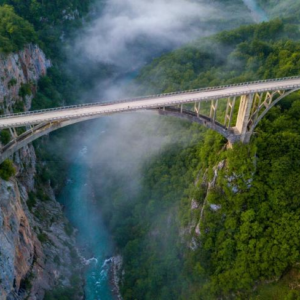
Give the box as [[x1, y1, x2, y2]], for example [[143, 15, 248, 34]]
[[1, 77, 300, 129]]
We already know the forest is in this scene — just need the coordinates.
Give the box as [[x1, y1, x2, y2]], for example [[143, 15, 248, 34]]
[[0, 5, 36, 53], [90, 19, 300, 299]]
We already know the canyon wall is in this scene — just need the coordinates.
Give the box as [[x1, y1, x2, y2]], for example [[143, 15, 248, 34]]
[[0, 45, 84, 300]]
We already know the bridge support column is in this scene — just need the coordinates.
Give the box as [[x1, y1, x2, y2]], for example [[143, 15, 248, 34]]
[[210, 100, 218, 122], [194, 102, 201, 117], [224, 97, 236, 128], [235, 93, 254, 143]]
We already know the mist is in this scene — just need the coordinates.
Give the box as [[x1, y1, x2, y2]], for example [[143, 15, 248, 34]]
[[74, 0, 252, 71], [85, 113, 191, 193], [242, 0, 268, 22], [262, 0, 299, 18], [61, 0, 261, 297]]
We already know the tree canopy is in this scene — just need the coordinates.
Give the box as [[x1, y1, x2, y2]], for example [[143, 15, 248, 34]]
[[0, 5, 37, 53]]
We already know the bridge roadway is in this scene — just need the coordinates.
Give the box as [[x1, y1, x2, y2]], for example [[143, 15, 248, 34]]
[[1, 77, 300, 129]]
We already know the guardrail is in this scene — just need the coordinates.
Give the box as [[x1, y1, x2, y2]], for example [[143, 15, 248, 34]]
[[1, 76, 300, 122]]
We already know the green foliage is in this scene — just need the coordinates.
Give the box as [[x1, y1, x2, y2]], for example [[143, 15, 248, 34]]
[[35, 187, 50, 202], [44, 275, 84, 300], [54, 255, 61, 266], [0, 129, 11, 144], [0, 5, 36, 53], [91, 119, 222, 299], [33, 124, 81, 194], [251, 268, 300, 299], [31, 67, 82, 110], [27, 191, 37, 212], [201, 134, 300, 295], [15, 127, 25, 136], [18, 83, 32, 98], [136, 20, 300, 96], [0, 0, 91, 59], [0, 0, 89, 298], [7, 77, 17, 88], [37, 232, 48, 243], [105, 18, 300, 299], [0, 0, 90, 29], [0, 159, 15, 180], [12, 100, 25, 113], [20, 271, 34, 291]]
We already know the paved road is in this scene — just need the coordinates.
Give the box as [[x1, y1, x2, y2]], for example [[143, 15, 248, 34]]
[[1, 77, 300, 129]]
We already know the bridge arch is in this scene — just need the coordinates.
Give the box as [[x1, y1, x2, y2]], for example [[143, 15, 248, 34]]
[[155, 108, 236, 141], [0, 116, 99, 164], [0, 108, 237, 164], [247, 88, 300, 138]]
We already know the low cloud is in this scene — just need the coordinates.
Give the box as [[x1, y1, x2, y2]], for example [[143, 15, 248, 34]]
[[74, 0, 238, 69]]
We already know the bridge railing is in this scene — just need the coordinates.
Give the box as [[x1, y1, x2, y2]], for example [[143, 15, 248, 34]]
[[1, 75, 300, 120]]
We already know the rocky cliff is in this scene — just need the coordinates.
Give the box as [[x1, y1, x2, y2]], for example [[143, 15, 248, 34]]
[[0, 45, 84, 300], [0, 44, 50, 113]]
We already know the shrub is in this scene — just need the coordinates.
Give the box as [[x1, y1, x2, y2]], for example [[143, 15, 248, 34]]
[[0, 129, 11, 144], [27, 191, 37, 211], [0, 159, 15, 180], [37, 232, 48, 243], [12, 100, 25, 113], [18, 83, 32, 98], [8, 78, 17, 88]]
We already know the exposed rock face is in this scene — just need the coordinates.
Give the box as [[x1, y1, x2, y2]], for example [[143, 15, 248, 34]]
[[0, 44, 51, 112], [110, 255, 123, 300], [0, 179, 35, 299], [0, 45, 83, 299]]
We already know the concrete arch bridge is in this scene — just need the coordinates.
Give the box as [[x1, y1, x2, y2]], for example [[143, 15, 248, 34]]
[[1, 76, 300, 164]]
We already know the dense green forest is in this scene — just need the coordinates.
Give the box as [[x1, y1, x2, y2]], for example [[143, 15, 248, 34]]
[[137, 20, 300, 93], [0, 0, 90, 57], [0, 5, 36, 53], [88, 19, 300, 299]]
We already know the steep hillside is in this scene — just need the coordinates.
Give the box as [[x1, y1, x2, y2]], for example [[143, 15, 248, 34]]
[[91, 19, 300, 299], [0, 44, 84, 299], [0, 4, 88, 299]]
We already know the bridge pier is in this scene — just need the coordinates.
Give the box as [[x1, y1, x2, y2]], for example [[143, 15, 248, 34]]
[[234, 93, 254, 143]]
